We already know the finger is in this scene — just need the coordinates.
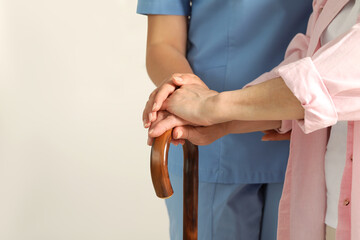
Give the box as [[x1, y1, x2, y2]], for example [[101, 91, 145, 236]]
[[147, 136, 153, 146], [173, 126, 206, 145], [148, 111, 168, 131], [159, 98, 169, 111], [173, 126, 191, 140], [147, 111, 168, 140], [147, 111, 170, 146], [171, 139, 185, 146], [143, 90, 158, 126], [175, 125, 220, 146], [149, 114, 188, 138], [143, 101, 153, 128], [261, 130, 278, 141], [152, 83, 177, 112], [172, 74, 208, 88], [148, 111, 157, 124], [262, 131, 291, 141], [171, 128, 187, 145], [149, 134, 184, 146]]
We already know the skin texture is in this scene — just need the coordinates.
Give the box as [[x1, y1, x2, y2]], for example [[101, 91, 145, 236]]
[[143, 15, 194, 145], [143, 15, 193, 131], [145, 74, 304, 144], [149, 114, 282, 146], [144, 16, 292, 145], [215, 77, 305, 123]]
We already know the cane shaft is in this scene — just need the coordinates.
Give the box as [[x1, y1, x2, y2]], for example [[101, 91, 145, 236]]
[[183, 140, 198, 240]]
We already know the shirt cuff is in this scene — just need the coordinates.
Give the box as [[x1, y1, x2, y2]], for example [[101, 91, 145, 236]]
[[137, 0, 191, 16], [277, 57, 338, 134], [276, 120, 292, 134]]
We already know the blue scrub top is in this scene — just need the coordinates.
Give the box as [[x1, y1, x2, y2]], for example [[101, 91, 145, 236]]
[[137, 0, 313, 184]]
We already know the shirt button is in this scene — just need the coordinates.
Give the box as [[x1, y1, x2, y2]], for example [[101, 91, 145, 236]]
[[344, 199, 350, 206], [350, 156, 353, 161]]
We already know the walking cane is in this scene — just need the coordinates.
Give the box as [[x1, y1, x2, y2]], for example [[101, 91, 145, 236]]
[[150, 129, 199, 240]]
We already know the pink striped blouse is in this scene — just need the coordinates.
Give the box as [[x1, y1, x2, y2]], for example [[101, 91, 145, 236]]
[[249, 0, 360, 239]]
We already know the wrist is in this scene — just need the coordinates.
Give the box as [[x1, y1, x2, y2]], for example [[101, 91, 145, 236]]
[[221, 120, 282, 135], [221, 121, 234, 135], [201, 93, 221, 125], [210, 91, 239, 124]]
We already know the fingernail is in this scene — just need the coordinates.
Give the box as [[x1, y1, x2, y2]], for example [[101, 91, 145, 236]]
[[148, 113, 153, 122], [173, 76, 183, 82], [144, 122, 150, 128], [176, 131, 182, 139], [152, 103, 157, 111]]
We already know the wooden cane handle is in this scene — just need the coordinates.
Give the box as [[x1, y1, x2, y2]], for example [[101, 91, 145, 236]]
[[150, 129, 174, 199], [150, 129, 199, 240]]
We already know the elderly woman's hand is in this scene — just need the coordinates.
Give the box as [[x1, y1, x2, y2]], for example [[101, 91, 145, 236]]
[[147, 110, 229, 146], [161, 83, 219, 126], [146, 110, 191, 146], [142, 73, 212, 128]]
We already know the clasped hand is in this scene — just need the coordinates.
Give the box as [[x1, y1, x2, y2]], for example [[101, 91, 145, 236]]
[[142, 73, 290, 146], [143, 73, 227, 146]]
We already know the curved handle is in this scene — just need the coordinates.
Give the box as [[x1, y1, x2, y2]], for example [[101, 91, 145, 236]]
[[150, 129, 199, 240], [150, 129, 174, 199]]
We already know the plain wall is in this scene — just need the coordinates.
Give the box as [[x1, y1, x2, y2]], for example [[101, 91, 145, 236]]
[[0, 0, 169, 239]]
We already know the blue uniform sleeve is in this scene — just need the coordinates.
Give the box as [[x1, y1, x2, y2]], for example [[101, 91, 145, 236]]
[[137, 0, 191, 16]]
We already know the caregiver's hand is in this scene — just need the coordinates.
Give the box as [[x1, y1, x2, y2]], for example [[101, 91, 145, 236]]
[[172, 124, 228, 146], [143, 74, 179, 128], [147, 110, 191, 146], [148, 111, 229, 146], [143, 73, 209, 128]]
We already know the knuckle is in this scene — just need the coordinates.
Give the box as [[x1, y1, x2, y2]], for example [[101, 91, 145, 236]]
[[182, 129, 189, 139], [172, 73, 181, 78], [143, 109, 148, 118], [158, 111, 166, 119], [168, 114, 176, 121], [149, 91, 156, 99], [176, 88, 184, 94]]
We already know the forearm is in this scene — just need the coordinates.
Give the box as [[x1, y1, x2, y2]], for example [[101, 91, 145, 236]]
[[146, 44, 193, 86], [213, 77, 304, 123], [145, 15, 193, 87], [184, 120, 281, 146], [224, 120, 281, 135]]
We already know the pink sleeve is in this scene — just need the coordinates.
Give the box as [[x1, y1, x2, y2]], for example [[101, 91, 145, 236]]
[[245, 5, 320, 133], [246, 33, 311, 87], [278, 23, 360, 134], [246, 0, 319, 88], [245, 34, 311, 133]]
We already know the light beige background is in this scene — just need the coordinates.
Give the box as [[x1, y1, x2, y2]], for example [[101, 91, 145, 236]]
[[0, 0, 169, 239]]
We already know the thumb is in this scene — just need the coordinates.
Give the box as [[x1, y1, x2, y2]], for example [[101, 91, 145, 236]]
[[173, 125, 210, 146], [173, 126, 192, 141], [171, 74, 208, 88]]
